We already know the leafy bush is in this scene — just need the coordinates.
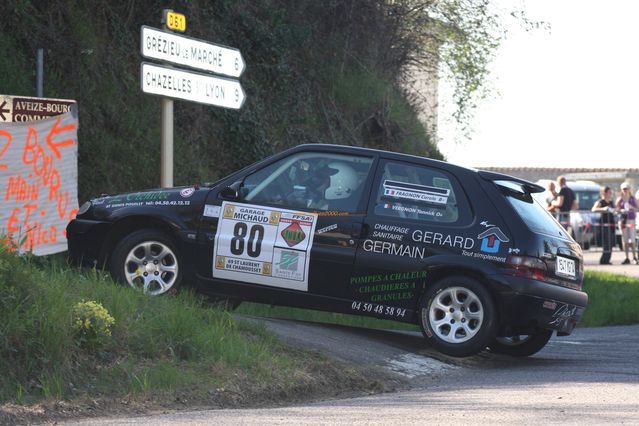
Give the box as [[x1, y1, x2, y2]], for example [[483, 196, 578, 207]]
[[73, 300, 115, 349]]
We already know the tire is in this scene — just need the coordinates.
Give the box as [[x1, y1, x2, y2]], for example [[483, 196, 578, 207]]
[[419, 276, 496, 357], [109, 229, 182, 296], [488, 329, 553, 357]]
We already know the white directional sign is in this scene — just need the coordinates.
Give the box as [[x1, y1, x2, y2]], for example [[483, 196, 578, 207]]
[[141, 62, 245, 110], [141, 26, 245, 78]]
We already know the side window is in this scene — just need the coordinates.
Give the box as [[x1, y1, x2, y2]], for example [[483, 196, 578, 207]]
[[240, 152, 373, 212], [373, 161, 469, 224]]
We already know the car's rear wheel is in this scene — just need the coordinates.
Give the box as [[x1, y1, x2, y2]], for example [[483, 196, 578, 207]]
[[488, 330, 553, 357], [110, 229, 182, 295], [419, 276, 496, 357]]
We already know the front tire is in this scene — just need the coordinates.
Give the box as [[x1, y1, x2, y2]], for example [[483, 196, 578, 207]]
[[488, 329, 553, 357], [109, 229, 182, 296], [420, 276, 496, 357]]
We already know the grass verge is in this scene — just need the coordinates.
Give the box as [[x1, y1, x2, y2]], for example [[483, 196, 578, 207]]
[[580, 271, 639, 326], [0, 248, 391, 422]]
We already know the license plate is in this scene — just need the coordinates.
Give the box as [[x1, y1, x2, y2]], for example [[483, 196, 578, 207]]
[[556, 256, 576, 279]]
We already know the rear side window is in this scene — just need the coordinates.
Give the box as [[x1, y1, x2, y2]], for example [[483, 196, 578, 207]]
[[498, 181, 567, 237], [372, 161, 471, 224]]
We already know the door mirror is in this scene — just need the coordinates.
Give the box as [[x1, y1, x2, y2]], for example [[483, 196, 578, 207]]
[[220, 181, 242, 199]]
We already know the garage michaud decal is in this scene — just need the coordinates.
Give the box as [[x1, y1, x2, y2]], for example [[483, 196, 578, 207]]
[[213, 202, 318, 291]]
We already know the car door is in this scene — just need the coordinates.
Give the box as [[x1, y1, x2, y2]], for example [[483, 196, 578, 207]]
[[351, 158, 475, 319], [197, 150, 376, 301]]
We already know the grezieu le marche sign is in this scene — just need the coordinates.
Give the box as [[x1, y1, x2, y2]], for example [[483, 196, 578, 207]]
[[141, 26, 245, 78]]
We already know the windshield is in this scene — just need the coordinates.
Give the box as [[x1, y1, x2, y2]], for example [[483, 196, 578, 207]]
[[496, 182, 568, 238], [574, 190, 599, 210]]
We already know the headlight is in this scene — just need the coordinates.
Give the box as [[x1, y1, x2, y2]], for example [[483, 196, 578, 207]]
[[77, 201, 92, 215]]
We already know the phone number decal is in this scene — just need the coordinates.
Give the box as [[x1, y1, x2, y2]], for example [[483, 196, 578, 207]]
[[351, 301, 407, 318]]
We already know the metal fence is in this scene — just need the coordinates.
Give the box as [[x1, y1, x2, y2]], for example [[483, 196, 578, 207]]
[[553, 209, 636, 252]]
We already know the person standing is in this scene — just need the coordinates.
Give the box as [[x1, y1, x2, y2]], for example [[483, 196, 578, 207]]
[[616, 182, 637, 265], [545, 181, 558, 212], [592, 186, 615, 265], [551, 176, 576, 229]]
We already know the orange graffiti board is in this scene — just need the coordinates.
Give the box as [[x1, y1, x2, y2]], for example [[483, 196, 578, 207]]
[[1, 109, 79, 255]]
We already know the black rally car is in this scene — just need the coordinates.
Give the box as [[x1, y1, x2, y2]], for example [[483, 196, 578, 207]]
[[67, 144, 587, 357]]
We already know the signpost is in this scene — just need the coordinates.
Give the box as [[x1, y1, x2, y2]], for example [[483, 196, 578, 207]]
[[141, 63, 245, 109], [141, 26, 245, 78], [140, 10, 246, 188], [0, 94, 75, 123]]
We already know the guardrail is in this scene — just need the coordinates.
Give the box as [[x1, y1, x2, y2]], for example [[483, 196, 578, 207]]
[[553, 209, 636, 251]]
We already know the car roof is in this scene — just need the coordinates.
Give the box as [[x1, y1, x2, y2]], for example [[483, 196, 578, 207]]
[[292, 144, 542, 191]]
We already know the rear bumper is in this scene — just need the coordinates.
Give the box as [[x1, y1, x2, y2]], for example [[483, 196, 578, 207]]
[[489, 273, 587, 336]]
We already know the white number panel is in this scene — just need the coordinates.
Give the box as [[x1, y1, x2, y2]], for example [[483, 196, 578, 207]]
[[213, 202, 318, 291]]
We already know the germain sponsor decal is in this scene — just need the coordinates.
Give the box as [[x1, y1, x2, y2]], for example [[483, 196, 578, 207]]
[[383, 180, 450, 205], [362, 239, 426, 259]]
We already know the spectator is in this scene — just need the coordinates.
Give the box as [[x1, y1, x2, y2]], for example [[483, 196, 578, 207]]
[[551, 176, 576, 229], [592, 186, 615, 265], [616, 182, 637, 265], [546, 181, 558, 212]]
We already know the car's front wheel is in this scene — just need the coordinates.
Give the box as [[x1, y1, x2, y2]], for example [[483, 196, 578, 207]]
[[488, 330, 553, 357], [420, 276, 496, 357], [110, 229, 182, 295]]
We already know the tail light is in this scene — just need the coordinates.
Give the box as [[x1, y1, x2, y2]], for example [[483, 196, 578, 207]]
[[504, 255, 547, 281]]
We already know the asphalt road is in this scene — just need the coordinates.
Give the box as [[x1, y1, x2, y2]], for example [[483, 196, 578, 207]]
[[70, 321, 639, 425]]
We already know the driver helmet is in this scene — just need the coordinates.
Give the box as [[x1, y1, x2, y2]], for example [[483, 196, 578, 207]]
[[324, 162, 358, 200]]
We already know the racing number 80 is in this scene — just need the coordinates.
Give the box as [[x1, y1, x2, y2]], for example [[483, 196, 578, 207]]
[[230, 223, 264, 258]]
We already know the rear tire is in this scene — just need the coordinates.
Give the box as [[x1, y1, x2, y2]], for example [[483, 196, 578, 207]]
[[109, 229, 182, 296], [419, 276, 496, 357], [488, 329, 553, 357]]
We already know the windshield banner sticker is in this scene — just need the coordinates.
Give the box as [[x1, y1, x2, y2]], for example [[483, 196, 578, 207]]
[[382, 180, 450, 205], [213, 202, 317, 291]]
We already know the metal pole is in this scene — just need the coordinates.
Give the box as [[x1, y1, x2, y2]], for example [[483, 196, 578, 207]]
[[36, 48, 44, 97], [160, 98, 174, 187], [160, 12, 174, 188]]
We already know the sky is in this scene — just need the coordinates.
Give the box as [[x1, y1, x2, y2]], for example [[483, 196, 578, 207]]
[[437, 0, 639, 169]]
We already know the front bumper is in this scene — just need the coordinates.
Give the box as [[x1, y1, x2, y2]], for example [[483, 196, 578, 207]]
[[66, 219, 111, 265], [489, 274, 588, 336]]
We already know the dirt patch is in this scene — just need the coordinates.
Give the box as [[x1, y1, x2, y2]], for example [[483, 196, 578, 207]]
[[0, 349, 406, 425]]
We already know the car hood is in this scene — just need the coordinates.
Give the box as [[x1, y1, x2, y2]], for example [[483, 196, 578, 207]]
[[89, 186, 206, 210]]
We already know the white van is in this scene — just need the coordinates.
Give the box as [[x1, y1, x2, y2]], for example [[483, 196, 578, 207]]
[[534, 180, 602, 249]]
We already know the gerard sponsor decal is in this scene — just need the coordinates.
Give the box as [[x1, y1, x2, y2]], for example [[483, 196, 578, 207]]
[[383, 180, 450, 205], [411, 229, 475, 250]]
